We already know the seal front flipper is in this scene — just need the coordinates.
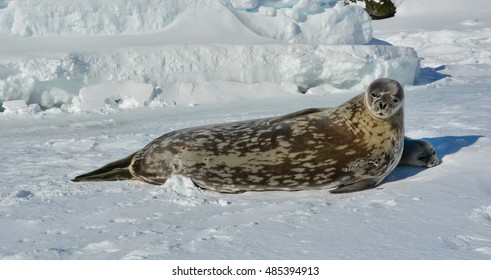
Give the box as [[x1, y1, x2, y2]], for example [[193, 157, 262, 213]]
[[71, 152, 136, 182], [329, 179, 378, 194]]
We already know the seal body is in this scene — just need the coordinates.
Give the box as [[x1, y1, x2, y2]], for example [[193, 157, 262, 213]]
[[73, 78, 405, 193]]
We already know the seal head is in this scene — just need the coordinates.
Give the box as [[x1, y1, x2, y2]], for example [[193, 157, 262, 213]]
[[399, 137, 439, 167], [365, 78, 404, 119]]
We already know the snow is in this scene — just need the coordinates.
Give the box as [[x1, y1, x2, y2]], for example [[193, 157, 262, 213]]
[[1, 0, 491, 260], [230, 3, 372, 44]]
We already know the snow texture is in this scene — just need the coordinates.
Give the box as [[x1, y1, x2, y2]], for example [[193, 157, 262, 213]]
[[1, 0, 491, 260]]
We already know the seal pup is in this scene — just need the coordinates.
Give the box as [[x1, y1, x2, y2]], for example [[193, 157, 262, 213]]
[[72, 78, 405, 193], [400, 137, 439, 167]]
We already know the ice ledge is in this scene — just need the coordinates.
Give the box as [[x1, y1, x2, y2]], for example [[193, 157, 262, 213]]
[[0, 44, 419, 110], [13, 44, 420, 88]]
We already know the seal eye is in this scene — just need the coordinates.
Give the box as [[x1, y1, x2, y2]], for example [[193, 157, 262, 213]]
[[392, 98, 399, 103], [370, 92, 381, 98]]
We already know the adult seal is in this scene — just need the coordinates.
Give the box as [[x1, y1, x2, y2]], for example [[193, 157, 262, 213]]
[[72, 78, 405, 193]]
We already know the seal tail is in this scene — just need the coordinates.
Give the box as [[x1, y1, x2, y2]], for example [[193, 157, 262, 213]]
[[71, 152, 136, 182]]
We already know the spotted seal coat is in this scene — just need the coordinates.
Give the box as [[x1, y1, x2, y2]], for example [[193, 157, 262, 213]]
[[72, 78, 405, 193]]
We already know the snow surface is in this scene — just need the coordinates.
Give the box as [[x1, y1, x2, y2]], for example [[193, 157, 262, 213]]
[[1, 0, 491, 260]]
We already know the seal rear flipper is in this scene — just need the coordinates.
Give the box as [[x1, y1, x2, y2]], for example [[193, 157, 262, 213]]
[[71, 167, 133, 182], [71, 152, 136, 182], [329, 179, 378, 194]]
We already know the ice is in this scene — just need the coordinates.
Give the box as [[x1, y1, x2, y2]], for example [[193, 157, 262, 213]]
[[1, 99, 26, 110], [71, 81, 153, 112], [1, 99, 41, 114]]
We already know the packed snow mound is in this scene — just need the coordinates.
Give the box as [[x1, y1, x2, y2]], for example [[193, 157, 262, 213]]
[[230, 4, 372, 44], [1, 99, 40, 114], [71, 81, 154, 112], [0, 44, 419, 111], [0, 0, 372, 44]]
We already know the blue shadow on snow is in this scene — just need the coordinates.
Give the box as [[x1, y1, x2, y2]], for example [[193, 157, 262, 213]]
[[366, 39, 450, 86], [414, 65, 451, 85]]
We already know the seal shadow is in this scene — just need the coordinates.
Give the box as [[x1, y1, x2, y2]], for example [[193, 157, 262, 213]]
[[368, 38, 393, 46], [414, 65, 451, 85], [384, 135, 483, 183]]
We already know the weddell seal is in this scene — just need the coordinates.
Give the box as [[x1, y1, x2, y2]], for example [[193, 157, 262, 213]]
[[400, 137, 439, 168], [72, 78, 405, 193]]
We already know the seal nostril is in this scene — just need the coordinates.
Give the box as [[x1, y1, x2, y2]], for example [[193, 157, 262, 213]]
[[378, 102, 387, 110]]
